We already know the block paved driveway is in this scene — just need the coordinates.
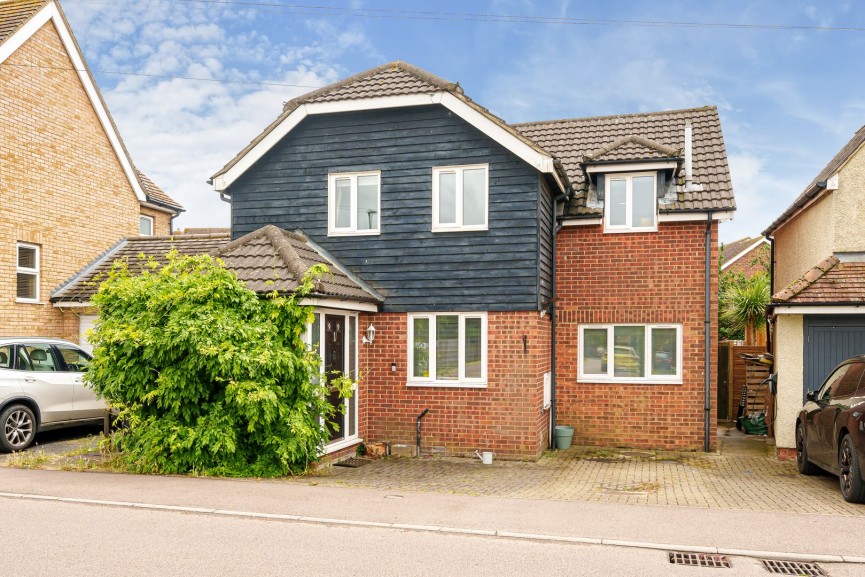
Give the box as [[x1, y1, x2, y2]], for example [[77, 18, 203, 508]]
[[310, 443, 864, 516]]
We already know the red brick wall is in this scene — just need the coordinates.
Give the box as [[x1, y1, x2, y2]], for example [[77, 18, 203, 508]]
[[724, 243, 769, 278], [555, 222, 719, 451], [360, 311, 551, 459]]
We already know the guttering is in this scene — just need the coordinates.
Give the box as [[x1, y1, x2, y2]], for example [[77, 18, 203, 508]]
[[549, 184, 574, 450], [703, 211, 713, 453]]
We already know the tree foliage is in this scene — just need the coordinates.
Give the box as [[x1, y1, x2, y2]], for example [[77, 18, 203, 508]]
[[718, 243, 771, 342], [86, 252, 351, 477]]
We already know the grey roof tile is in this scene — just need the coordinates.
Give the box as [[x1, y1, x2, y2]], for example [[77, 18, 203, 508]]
[[0, 0, 45, 46]]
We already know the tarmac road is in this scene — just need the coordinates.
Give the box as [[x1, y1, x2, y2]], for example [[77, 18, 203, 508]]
[[0, 468, 864, 576]]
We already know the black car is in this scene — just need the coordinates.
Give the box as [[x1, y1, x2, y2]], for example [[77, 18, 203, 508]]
[[796, 355, 865, 503]]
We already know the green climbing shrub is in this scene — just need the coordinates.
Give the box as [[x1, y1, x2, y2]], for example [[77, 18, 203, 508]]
[[86, 252, 352, 477]]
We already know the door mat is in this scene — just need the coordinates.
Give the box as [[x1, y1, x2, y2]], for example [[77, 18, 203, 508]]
[[334, 458, 371, 468]]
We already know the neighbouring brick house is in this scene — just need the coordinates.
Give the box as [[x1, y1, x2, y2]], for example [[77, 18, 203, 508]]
[[721, 236, 770, 278], [201, 62, 737, 459], [0, 0, 182, 342], [764, 125, 865, 460]]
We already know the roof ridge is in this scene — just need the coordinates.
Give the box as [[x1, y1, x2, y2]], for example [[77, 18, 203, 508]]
[[130, 232, 230, 241], [511, 105, 718, 128], [773, 254, 840, 302], [585, 134, 681, 162]]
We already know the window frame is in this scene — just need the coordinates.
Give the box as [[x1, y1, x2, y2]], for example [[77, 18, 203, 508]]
[[139, 215, 154, 236], [16, 242, 40, 304], [327, 171, 382, 237], [431, 164, 489, 232], [407, 312, 488, 388], [603, 171, 658, 233], [578, 323, 683, 384], [303, 308, 361, 453]]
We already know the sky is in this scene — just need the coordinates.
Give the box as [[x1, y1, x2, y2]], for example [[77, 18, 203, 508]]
[[58, 0, 865, 244]]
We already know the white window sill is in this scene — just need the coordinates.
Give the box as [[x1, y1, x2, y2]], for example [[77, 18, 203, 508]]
[[15, 298, 42, 305], [431, 226, 488, 233], [407, 381, 487, 389], [578, 376, 682, 385], [603, 227, 658, 234], [324, 436, 362, 454], [327, 230, 381, 237]]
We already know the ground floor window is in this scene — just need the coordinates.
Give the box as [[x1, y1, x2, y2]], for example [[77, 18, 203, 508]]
[[407, 312, 487, 387], [307, 309, 359, 450], [579, 323, 682, 383]]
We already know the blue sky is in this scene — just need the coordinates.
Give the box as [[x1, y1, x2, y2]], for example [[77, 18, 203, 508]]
[[60, 0, 864, 244]]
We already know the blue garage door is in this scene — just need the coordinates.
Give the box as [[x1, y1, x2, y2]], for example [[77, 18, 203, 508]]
[[803, 315, 865, 402]]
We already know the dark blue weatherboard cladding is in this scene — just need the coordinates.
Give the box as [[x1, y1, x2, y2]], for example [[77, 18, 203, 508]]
[[538, 176, 554, 308], [229, 104, 545, 312], [803, 315, 865, 402]]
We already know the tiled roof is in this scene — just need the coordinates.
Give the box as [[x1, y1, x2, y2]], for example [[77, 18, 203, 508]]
[[585, 135, 680, 163], [722, 237, 762, 264], [211, 61, 556, 182], [52, 227, 381, 305], [772, 255, 865, 304], [214, 225, 381, 303], [514, 106, 735, 216], [175, 227, 231, 235], [0, 0, 45, 46], [136, 170, 183, 210], [764, 126, 865, 236], [51, 233, 230, 303]]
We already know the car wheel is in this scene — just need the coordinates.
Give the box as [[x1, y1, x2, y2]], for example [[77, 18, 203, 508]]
[[839, 434, 865, 504], [1, 404, 36, 453], [796, 422, 818, 475]]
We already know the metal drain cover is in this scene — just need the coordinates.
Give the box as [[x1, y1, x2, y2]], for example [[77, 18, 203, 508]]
[[334, 458, 370, 468], [668, 552, 731, 568], [761, 560, 825, 576]]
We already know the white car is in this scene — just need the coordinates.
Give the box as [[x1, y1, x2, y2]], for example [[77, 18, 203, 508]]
[[0, 338, 105, 452]]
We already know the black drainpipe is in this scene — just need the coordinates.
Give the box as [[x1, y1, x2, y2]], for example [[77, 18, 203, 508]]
[[704, 212, 714, 452], [766, 236, 775, 354], [549, 184, 573, 449]]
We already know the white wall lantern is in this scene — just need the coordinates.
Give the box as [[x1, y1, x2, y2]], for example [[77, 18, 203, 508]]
[[362, 323, 376, 344]]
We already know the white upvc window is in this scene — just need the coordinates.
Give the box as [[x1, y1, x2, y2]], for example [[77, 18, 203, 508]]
[[407, 312, 487, 388], [139, 215, 154, 236], [579, 323, 682, 384], [328, 171, 381, 236], [604, 172, 657, 232], [16, 243, 40, 303], [432, 164, 488, 232]]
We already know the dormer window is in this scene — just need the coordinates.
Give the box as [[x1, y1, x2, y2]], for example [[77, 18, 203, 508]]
[[603, 172, 657, 232]]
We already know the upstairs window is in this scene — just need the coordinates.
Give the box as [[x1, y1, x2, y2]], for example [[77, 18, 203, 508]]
[[604, 172, 657, 232], [328, 171, 381, 236], [139, 215, 154, 236], [432, 164, 488, 232], [16, 243, 39, 303]]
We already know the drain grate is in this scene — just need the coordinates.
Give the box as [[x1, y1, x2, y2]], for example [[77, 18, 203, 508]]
[[668, 552, 731, 568], [334, 458, 370, 468], [761, 560, 825, 576]]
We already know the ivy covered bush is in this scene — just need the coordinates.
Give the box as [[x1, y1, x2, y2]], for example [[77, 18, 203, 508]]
[[86, 252, 350, 477]]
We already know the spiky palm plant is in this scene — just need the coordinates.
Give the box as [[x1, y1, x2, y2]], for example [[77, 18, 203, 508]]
[[720, 273, 770, 344]]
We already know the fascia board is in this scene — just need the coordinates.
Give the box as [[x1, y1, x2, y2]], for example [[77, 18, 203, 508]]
[[1, 2, 148, 203], [213, 91, 561, 192]]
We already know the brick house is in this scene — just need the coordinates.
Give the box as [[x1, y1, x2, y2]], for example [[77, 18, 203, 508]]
[[202, 62, 737, 459], [764, 125, 865, 460], [0, 0, 182, 342], [721, 237, 770, 278]]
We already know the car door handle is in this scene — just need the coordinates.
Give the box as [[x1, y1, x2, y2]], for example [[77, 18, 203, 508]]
[[74, 378, 82, 383], [25, 377, 35, 383]]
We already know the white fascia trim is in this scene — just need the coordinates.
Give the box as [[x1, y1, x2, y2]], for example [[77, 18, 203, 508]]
[[53, 301, 92, 308], [213, 91, 562, 192], [773, 305, 865, 315], [300, 298, 379, 312], [561, 218, 603, 227], [721, 238, 769, 271], [658, 211, 735, 223], [0, 3, 147, 203], [585, 161, 678, 173]]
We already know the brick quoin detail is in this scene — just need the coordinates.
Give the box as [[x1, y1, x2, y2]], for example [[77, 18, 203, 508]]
[[359, 311, 551, 460], [555, 222, 719, 451]]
